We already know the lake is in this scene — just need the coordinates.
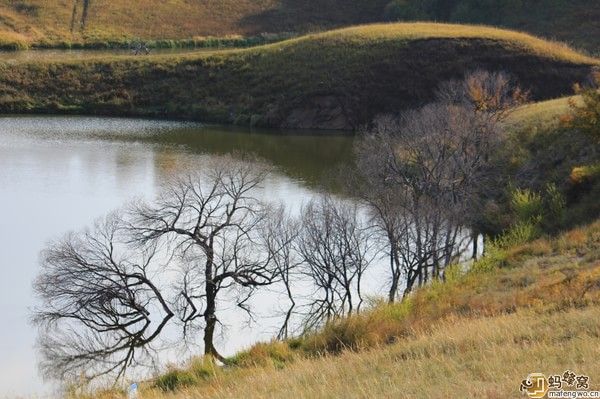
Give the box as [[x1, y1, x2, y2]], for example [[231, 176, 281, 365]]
[[0, 116, 370, 397]]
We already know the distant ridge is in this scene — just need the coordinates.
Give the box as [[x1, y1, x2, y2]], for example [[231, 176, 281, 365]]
[[0, 23, 597, 129], [0, 0, 597, 52]]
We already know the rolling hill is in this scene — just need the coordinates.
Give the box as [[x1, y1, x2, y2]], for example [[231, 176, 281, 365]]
[[0, 23, 597, 130], [0, 0, 598, 52]]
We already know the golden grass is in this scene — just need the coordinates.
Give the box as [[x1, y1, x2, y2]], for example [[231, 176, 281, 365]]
[[283, 23, 599, 64], [506, 95, 584, 130], [20, 23, 599, 65], [0, 1, 598, 54], [0, 29, 29, 49], [90, 307, 600, 399], [0, 22, 596, 129], [0, 0, 281, 42], [81, 220, 600, 398]]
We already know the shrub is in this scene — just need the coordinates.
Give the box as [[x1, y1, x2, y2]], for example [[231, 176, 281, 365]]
[[231, 342, 296, 368], [155, 357, 219, 391], [570, 164, 600, 186], [564, 71, 600, 142], [496, 221, 540, 249], [155, 369, 197, 392], [545, 183, 566, 217], [511, 188, 543, 224], [299, 300, 413, 355], [472, 244, 507, 273]]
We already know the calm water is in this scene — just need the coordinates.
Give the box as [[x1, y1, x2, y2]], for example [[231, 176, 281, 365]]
[[0, 116, 361, 397]]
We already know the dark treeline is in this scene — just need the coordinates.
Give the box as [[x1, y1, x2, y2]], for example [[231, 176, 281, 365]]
[[33, 71, 527, 384]]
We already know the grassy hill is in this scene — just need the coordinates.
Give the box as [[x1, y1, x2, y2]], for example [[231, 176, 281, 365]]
[[0, 0, 389, 49], [0, 23, 597, 130], [0, 0, 598, 53], [86, 220, 600, 398]]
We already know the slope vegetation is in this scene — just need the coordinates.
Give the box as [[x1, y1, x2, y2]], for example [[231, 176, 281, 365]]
[[87, 220, 600, 399], [0, 0, 389, 49], [0, 0, 598, 53], [0, 23, 597, 130]]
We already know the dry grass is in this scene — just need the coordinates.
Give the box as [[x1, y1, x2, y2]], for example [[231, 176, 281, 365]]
[[90, 307, 600, 399], [0, 1, 598, 53], [0, 23, 596, 129], [0, 0, 390, 48], [159, 307, 600, 399], [80, 220, 600, 398], [506, 95, 583, 130], [283, 23, 598, 64]]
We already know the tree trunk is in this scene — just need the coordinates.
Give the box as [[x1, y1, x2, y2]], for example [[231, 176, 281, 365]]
[[70, 0, 79, 32], [471, 230, 479, 260], [388, 250, 400, 303], [403, 267, 419, 299], [388, 277, 398, 303], [203, 253, 226, 364]]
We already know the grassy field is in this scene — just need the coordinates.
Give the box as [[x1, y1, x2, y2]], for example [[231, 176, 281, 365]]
[[82, 220, 600, 398], [508, 96, 574, 127], [0, 0, 598, 53], [0, 0, 389, 49], [0, 23, 597, 130]]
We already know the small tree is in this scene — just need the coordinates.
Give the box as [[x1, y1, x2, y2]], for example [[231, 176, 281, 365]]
[[355, 70, 523, 300], [296, 196, 373, 329], [564, 70, 600, 142], [34, 157, 294, 383], [261, 205, 302, 339], [33, 214, 173, 381], [127, 157, 285, 362]]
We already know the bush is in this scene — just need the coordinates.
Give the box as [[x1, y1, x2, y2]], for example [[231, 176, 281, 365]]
[[511, 188, 543, 224], [564, 71, 600, 142], [155, 369, 197, 392], [155, 357, 219, 391], [299, 300, 413, 355], [570, 164, 600, 186], [231, 342, 296, 368]]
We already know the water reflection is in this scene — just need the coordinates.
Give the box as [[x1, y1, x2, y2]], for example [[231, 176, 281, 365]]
[[0, 116, 354, 398]]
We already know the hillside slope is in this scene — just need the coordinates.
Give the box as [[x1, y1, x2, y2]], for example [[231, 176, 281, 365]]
[[0, 0, 389, 48], [0, 0, 598, 52], [0, 23, 597, 130], [88, 220, 600, 399], [145, 308, 600, 398]]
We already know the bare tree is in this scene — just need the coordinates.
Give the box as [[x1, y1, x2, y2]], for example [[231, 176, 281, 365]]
[[436, 69, 527, 256], [33, 157, 298, 383], [33, 214, 173, 382], [436, 69, 527, 118], [127, 157, 284, 362], [296, 196, 373, 330], [355, 70, 523, 301], [261, 205, 302, 339]]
